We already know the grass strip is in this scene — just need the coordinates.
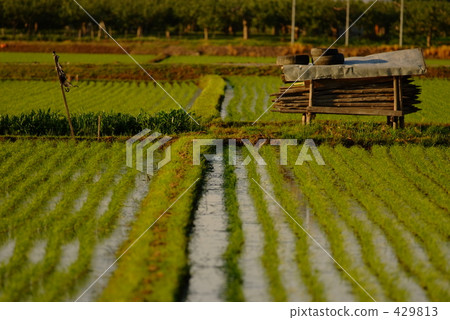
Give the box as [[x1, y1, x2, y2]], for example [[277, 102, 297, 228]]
[[261, 147, 327, 301], [222, 148, 244, 301], [190, 75, 226, 123], [245, 148, 287, 301], [101, 136, 204, 301]]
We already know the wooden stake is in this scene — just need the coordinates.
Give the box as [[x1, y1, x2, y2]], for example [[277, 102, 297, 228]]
[[97, 114, 101, 141], [307, 80, 314, 124], [59, 84, 75, 138], [53, 52, 75, 138], [393, 77, 398, 111], [399, 116, 405, 129]]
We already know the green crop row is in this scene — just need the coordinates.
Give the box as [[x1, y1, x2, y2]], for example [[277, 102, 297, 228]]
[[190, 75, 226, 122], [321, 145, 449, 301], [245, 149, 287, 301], [224, 76, 288, 122], [101, 136, 204, 301], [222, 148, 245, 301], [0, 141, 146, 301], [280, 145, 407, 301], [0, 79, 197, 115], [242, 144, 449, 301]]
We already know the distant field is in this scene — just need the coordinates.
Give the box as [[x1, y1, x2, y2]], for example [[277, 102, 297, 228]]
[[0, 52, 276, 65], [1, 52, 448, 67], [0, 80, 198, 115], [0, 52, 157, 64], [161, 56, 276, 64], [425, 59, 450, 66]]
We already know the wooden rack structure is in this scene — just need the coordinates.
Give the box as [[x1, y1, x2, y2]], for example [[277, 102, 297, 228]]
[[272, 49, 425, 128]]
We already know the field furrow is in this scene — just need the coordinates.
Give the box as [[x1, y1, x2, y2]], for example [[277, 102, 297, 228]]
[[186, 157, 228, 302], [233, 153, 269, 301]]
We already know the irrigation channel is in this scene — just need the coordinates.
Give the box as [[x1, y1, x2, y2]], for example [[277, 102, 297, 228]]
[[184, 149, 350, 301], [220, 81, 234, 120], [182, 145, 433, 301]]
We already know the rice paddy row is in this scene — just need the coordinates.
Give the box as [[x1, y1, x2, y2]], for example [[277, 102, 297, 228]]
[[1, 140, 448, 301]]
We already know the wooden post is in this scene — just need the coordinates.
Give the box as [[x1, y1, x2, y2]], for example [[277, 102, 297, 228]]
[[53, 52, 75, 138], [399, 116, 405, 129], [307, 80, 314, 124], [393, 77, 398, 111], [302, 113, 306, 125], [393, 77, 398, 129], [398, 77, 405, 128], [97, 114, 101, 141]]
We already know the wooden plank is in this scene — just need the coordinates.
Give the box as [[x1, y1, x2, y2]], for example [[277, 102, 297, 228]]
[[393, 76, 398, 111], [305, 106, 405, 116], [306, 77, 394, 89], [275, 101, 395, 107], [275, 96, 395, 103]]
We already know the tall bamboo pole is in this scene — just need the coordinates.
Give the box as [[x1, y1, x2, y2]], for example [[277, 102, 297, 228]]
[[53, 52, 75, 138]]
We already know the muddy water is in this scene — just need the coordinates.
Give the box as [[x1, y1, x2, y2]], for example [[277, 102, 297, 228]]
[[221, 82, 234, 120], [28, 240, 47, 264], [72, 190, 88, 213], [0, 239, 15, 264], [187, 88, 203, 110], [96, 190, 113, 217], [349, 201, 429, 301], [74, 173, 150, 302], [235, 153, 270, 301], [57, 239, 79, 271], [186, 157, 228, 302], [256, 165, 311, 301]]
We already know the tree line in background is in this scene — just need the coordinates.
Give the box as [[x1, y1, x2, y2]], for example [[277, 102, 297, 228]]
[[0, 0, 448, 46]]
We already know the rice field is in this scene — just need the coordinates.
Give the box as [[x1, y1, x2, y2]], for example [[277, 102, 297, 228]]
[[0, 52, 157, 64], [0, 140, 149, 301], [0, 80, 199, 115], [1, 140, 448, 301], [1, 48, 449, 303]]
